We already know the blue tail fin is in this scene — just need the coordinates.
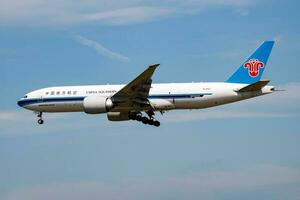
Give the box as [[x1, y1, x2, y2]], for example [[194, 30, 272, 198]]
[[226, 41, 274, 84]]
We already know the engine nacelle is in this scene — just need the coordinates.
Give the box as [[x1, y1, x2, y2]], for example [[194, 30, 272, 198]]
[[83, 96, 113, 114], [107, 112, 130, 121]]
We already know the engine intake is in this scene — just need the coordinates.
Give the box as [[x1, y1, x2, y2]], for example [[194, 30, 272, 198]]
[[83, 96, 113, 114]]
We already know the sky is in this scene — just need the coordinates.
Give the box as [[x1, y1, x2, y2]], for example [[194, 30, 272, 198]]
[[0, 0, 300, 199]]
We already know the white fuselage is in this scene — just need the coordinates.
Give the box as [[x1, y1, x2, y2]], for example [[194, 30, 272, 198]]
[[17, 82, 274, 113]]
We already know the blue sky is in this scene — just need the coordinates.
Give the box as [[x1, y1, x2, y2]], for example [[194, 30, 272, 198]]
[[1, 0, 300, 199]]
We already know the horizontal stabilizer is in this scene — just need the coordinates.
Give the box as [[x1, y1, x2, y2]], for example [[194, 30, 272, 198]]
[[238, 80, 270, 92]]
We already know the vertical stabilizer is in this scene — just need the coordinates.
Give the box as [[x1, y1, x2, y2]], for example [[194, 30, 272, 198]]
[[226, 41, 274, 84]]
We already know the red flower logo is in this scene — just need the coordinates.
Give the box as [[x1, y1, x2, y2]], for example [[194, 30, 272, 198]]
[[244, 59, 264, 77]]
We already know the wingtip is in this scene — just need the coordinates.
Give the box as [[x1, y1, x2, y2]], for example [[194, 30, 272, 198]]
[[149, 64, 160, 68]]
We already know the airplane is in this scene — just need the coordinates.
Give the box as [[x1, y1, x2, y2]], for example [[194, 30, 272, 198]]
[[17, 41, 275, 127]]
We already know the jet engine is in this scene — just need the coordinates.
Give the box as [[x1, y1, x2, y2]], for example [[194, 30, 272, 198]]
[[83, 96, 113, 114]]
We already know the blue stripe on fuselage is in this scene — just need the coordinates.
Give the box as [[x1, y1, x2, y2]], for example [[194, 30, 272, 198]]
[[148, 93, 211, 99], [17, 93, 213, 107], [17, 97, 85, 107]]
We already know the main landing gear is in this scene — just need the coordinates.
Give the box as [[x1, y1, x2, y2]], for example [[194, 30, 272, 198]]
[[129, 112, 160, 127], [37, 112, 44, 124]]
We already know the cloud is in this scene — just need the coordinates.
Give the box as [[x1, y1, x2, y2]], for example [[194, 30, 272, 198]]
[[0, 109, 133, 137], [0, 110, 79, 137], [0, 111, 20, 121], [0, 0, 252, 26], [164, 110, 293, 123], [244, 82, 300, 106], [1, 164, 300, 200], [0, 110, 69, 122], [80, 6, 174, 26], [274, 34, 283, 43], [75, 35, 130, 62], [235, 8, 250, 16]]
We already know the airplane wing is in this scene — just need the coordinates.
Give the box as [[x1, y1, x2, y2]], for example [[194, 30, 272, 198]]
[[110, 64, 159, 111]]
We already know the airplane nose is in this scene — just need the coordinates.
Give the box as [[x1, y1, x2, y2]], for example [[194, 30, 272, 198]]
[[17, 99, 24, 107]]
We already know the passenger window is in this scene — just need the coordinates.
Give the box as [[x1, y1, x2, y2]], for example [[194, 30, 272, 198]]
[[51, 91, 54, 95], [62, 91, 66, 95], [45, 92, 49, 95], [67, 91, 71, 95], [56, 91, 60, 95], [73, 91, 77, 95]]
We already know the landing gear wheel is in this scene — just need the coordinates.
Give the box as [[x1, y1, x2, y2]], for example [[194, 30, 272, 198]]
[[153, 121, 160, 127], [136, 115, 142, 121], [130, 112, 161, 127], [129, 113, 137, 120], [148, 120, 154, 125], [142, 117, 149, 124], [38, 119, 44, 124]]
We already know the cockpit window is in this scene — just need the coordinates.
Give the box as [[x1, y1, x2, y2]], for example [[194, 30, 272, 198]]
[[23, 95, 28, 98]]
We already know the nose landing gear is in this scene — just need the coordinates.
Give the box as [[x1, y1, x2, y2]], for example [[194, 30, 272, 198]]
[[37, 112, 44, 124]]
